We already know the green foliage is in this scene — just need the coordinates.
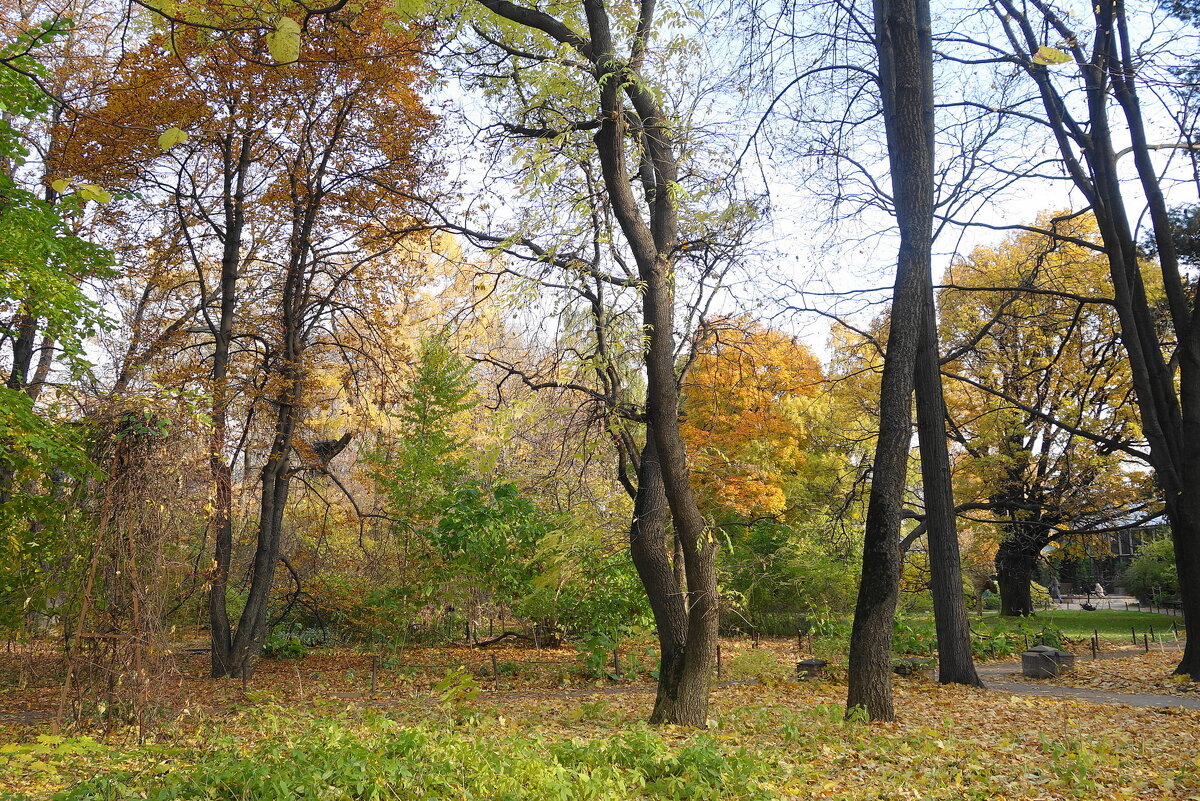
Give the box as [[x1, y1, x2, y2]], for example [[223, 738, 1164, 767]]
[[0, 27, 113, 635], [0, 29, 112, 369], [53, 714, 774, 801], [972, 616, 1067, 655], [573, 629, 653, 681], [433, 666, 480, 713], [261, 625, 322, 660], [892, 617, 937, 655], [520, 547, 650, 636], [371, 335, 476, 537], [1122, 537, 1178, 603], [721, 520, 859, 635], [432, 482, 547, 603]]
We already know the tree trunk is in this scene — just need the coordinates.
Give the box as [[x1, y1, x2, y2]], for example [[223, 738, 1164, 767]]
[[1167, 477, 1200, 678], [641, 264, 719, 727], [995, 540, 1038, 617], [627, 433, 690, 723], [208, 459, 235, 676], [848, 0, 936, 722], [208, 135, 251, 678], [914, 288, 982, 686]]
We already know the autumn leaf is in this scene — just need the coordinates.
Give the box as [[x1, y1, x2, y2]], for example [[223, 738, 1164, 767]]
[[77, 184, 112, 204], [1031, 46, 1071, 65], [266, 16, 302, 65], [156, 127, 188, 151]]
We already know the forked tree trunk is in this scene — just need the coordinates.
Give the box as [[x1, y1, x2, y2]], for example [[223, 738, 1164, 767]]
[[847, 0, 936, 722]]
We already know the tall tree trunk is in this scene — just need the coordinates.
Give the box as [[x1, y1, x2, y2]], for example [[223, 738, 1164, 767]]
[[914, 289, 982, 686], [848, 0, 936, 722], [208, 135, 250, 678], [641, 265, 719, 727]]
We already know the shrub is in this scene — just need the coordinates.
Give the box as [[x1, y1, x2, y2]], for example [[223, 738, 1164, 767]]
[[1122, 537, 1178, 603], [261, 628, 309, 660]]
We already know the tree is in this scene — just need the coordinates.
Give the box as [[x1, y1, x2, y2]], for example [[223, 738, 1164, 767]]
[[680, 317, 823, 522], [939, 214, 1148, 616], [428, 0, 762, 725], [0, 21, 111, 626], [55, 3, 436, 677], [981, 0, 1200, 677], [847, 0, 975, 721]]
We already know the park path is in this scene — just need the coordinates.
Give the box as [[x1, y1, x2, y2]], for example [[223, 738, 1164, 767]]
[[968, 649, 1200, 711]]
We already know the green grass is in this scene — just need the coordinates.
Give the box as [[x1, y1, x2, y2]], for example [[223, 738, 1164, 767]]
[[980, 609, 1183, 642]]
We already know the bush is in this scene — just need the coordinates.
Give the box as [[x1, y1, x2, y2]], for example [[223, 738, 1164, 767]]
[[60, 714, 776, 801], [892, 616, 936, 655], [1122, 538, 1178, 603], [262, 626, 310, 660]]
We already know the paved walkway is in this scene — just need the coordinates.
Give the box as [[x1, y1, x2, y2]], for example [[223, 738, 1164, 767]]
[[970, 653, 1200, 711]]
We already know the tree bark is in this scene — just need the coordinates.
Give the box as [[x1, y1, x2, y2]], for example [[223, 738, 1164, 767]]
[[995, 539, 1038, 617], [848, 0, 936, 721], [208, 134, 251, 678], [914, 288, 982, 686], [627, 434, 690, 723]]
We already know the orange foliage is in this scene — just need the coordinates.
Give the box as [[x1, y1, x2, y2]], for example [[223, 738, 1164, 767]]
[[681, 318, 823, 519], [51, 1, 435, 220]]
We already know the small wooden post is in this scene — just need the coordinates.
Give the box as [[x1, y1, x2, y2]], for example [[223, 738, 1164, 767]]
[[1144, 633, 1149, 653], [753, 629, 760, 649], [1091, 636, 1097, 660], [1150, 625, 1156, 643], [797, 629, 803, 659], [490, 652, 498, 687], [612, 647, 620, 676], [716, 643, 722, 677]]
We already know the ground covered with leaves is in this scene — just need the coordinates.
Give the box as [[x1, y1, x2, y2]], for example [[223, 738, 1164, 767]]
[[1, 639, 1197, 800]]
